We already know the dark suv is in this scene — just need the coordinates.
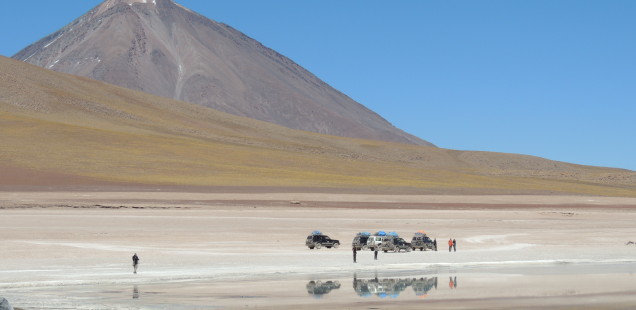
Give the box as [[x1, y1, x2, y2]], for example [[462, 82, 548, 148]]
[[352, 232, 371, 250], [411, 233, 437, 251], [306, 233, 340, 249], [380, 237, 412, 252]]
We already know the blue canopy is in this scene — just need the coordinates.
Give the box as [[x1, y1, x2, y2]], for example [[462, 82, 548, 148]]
[[311, 230, 322, 235], [376, 231, 386, 236]]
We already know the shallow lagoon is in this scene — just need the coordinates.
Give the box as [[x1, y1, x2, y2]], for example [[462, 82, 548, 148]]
[[5, 262, 636, 309]]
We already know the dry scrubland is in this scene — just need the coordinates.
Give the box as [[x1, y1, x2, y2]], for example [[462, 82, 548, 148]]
[[1, 56, 636, 196]]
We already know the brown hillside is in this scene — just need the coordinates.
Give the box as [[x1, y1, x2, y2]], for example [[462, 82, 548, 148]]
[[1, 56, 635, 196]]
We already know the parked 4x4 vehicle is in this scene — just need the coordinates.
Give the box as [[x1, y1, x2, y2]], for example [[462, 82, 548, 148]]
[[366, 231, 388, 251], [411, 231, 437, 251], [306, 231, 340, 249], [380, 233, 412, 252], [352, 232, 371, 250]]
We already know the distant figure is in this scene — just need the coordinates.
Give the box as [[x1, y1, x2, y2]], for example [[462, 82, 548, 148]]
[[448, 239, 453, 252], [133, 285, 139, 299], [453, 239, 457, 252], [132, 253, 140, 274], [353, 247, 357, 263], [374, 248, 378, 260], [434, 239, 437, 251]]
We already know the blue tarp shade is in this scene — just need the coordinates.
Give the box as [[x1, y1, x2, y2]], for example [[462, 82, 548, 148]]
[[311, 230, 322, 235], [388, 232, 399, 237], [376, 231, 386, 236]]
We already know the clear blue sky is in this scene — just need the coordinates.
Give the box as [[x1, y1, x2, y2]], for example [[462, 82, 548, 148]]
[[2, 1, 635, 171]]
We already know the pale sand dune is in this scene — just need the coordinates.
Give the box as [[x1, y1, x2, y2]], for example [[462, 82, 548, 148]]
[[1, 192, 635, 309]]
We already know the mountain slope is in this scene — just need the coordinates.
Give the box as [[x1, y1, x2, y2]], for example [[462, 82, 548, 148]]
[[2, 56, 635, 196], [13, 0, 431, 146]]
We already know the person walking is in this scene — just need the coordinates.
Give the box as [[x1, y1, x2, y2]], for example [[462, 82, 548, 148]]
[[353, 246, 357, 263], [132, 253, 140, 274], [448, 239, 453, 252], [453, 239, 457, 252]]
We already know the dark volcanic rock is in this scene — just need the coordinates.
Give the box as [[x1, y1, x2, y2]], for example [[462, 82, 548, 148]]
[[14, 0, 433, 146]]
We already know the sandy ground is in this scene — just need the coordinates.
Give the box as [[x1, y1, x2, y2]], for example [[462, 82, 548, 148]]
[[1, 192, 636, 309]]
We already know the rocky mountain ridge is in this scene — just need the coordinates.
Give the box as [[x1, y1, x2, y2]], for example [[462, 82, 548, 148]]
[[14, 0, 432, 146]]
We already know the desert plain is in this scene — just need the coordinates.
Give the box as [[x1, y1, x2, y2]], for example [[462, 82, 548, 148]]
[[1, 191, 636, 309]]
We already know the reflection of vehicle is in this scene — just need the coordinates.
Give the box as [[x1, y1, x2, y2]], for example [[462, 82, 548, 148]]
[[306, 280, 341, 297], [306, 231, 340, 249], [352, 232, 371, 250], [380, 236, 412, 253], [411, 231, 437, 251], [412, 277, 438, 296], [353, 275, 438, 298]]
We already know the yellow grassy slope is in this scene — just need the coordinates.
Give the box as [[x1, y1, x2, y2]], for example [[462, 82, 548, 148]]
[[1, 56, 635, 196]]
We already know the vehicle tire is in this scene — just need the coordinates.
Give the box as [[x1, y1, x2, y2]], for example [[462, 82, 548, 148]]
[[309, 246, 314, 250], [315, 243, 322, 249], [334, 243, 340, 248], [420, 247, 424, 251], [393, 247, 399, 253], [412, 247, 415, 251], [362, 245, 368, 251], [383, 250, 388, 253], [326, 246, 331, 248], [407, 247, 412, 252]]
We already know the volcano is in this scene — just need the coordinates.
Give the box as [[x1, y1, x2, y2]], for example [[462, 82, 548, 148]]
[[13, 0, 432, 146]]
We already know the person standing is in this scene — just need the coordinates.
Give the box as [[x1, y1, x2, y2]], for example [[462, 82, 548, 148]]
[[353, 246, 357, 263], [453, 239, 457, 252], [374, 248, 378, 260], [132, 253, 140, 274], [448, 239, 453, 252]]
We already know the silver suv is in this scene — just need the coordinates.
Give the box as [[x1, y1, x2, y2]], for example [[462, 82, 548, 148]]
[[366, 235, 385, 251]]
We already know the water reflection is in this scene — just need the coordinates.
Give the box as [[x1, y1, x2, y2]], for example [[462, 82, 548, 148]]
[[132, 285, 139, 299], [449, 276, 457, 289], [306, 280, 341, 298], [352, 275, 438, 298]]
